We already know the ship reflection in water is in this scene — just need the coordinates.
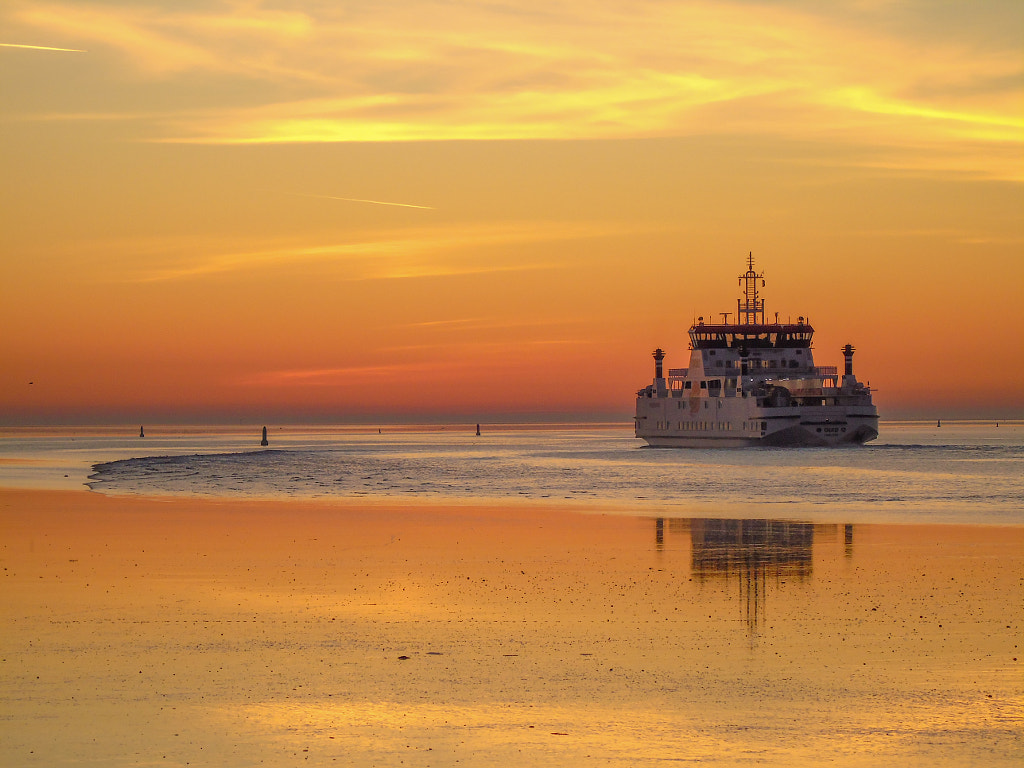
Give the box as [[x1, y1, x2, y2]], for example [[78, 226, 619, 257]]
[[655, 517, 854, 635]]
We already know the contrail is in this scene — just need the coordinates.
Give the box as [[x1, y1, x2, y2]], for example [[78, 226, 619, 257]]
[[1, 43, 87, 52], [285, 192, 434, 210]]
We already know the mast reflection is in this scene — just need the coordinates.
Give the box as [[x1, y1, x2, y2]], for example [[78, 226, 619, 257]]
[[691, 519, 814, 635], [655, 518, 849, 636]]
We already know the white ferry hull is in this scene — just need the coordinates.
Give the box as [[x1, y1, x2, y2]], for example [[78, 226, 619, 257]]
[[635, 399, 878, 448], [639, 427, 877, 448], [761, 420, 878, 447]]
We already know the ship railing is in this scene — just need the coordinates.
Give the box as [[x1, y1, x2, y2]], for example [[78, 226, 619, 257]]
[[668, 365, 837, 378], [739, 364, 838, 375]]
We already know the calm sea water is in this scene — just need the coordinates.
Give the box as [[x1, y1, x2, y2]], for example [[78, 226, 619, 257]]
[[2, 422, 1021, 525]]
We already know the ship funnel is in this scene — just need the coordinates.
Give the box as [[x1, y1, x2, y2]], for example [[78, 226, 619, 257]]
[[842, 344, 855, 376], [653, 348, 666, 379]]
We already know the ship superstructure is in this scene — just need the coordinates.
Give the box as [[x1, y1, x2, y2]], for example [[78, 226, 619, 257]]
[[635, 255, 878, 447]]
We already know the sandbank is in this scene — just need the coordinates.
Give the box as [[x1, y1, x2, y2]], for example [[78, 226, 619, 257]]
[[1, 488, 1021, 767]]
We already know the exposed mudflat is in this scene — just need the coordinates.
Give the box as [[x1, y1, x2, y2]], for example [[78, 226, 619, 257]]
[[1, 489, 1021, 766]]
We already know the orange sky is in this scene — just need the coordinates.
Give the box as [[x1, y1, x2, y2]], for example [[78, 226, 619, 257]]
[[1, 0, 1022, 424]]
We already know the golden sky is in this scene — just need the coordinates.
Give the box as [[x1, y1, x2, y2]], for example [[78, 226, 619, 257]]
[[1, 0, 1022, 423]]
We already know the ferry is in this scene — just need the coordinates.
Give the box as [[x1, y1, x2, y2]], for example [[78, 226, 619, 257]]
[[635, 255, 879, 447]]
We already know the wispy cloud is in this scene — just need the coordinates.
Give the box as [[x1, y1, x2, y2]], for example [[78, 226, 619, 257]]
[[240, 360, 476, 388], [0, 42, 86, 52], [397, 317, 583, 334], [240, 336, 591, 388], [111, 221, 651, 284], [283, 191, 434, 210], [382, 337, 587, 356], [244, 363, 422, 386], [12, 4, 220, 75], [6, 0, 1022, 178], [9, 1, 315, 78]]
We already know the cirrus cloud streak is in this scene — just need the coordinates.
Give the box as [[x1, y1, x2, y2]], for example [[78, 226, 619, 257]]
[[5, 0, 1020, 179]]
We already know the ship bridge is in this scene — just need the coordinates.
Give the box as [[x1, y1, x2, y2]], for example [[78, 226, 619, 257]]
[[688, 254, 814, 350], [689, 321, 814, 349]]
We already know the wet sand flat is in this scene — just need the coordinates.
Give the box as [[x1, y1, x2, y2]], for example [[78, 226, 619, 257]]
[[1, 489, 1021, 766]]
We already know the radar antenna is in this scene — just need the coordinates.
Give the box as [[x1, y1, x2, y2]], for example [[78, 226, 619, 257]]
[[737, 252, 765, 325]]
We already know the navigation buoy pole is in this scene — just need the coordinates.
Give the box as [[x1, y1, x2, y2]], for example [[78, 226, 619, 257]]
[[139, 426, 144, 438], [476, 423, 481, 436], [261, 426, 269, 446]]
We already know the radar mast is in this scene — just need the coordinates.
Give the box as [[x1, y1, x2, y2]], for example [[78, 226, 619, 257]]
[[737, 252, 765, 325]]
